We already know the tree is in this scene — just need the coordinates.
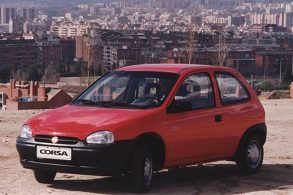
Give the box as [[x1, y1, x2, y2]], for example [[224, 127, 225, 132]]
[[87, 45, 94, 86], [0, 66, 12, 83], [26, 65, 40, 81], [282, 63, 293, 86], [15, 68, 27, 81], [215, 34, 229, 67], [42, 64, 60, 85], [73, 59, 83, 76], [97, 63, 102, 76], [87, 44, 101, 85], [186, 26, 196, 64], [11, 64, 41, 82]]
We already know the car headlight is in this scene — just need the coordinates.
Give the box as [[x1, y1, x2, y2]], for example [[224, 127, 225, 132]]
[[86, 131, 114, 144], [20, 125, 32, 139]]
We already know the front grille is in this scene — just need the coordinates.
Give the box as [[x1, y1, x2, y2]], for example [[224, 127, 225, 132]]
[[34, 135, 79, 145]]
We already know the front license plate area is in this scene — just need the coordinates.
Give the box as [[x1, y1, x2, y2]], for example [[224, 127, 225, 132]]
[[36, 146, 72, 161]]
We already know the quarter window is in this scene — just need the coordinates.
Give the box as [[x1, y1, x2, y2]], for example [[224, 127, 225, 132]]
[[175, 73, 215, 109], [215, 73, 249, 105]]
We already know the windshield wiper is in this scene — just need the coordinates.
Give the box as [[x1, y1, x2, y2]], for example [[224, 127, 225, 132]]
[[75, 99, 96, 105], [74, 99, 109, 107], [97, 101, 149, 109], [95, 101, 128, 108], [75, 99, 149, 109]]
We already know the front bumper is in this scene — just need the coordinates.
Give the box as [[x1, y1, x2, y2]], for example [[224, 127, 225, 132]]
[[16, 137, 134, 176]]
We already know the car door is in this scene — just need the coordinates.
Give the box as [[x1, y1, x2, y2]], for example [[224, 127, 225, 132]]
[[214, 72, 256, 157], [165, 72, 225, 166]]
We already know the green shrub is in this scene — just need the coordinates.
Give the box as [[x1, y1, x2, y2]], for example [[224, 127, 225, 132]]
[[255, 81, 274, 91]]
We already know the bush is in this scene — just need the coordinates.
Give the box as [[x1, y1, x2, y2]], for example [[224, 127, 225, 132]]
[[255, 81, 290, 91], [255, 81, 274, 91], [279, 82, 291, 90]]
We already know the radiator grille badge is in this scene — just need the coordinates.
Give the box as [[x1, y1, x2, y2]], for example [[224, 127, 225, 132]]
[[51, 136, 58, 144]]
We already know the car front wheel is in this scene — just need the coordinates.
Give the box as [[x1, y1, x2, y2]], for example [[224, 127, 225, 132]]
[[236, 137, 264, 174], [33, 170, 56, 184], [130, 145, 153, 193]]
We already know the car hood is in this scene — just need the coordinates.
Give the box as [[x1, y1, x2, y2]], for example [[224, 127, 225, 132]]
[[27, 104, 156, 140]]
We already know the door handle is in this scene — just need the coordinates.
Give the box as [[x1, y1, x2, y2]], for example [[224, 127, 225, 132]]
[[215, 114, 222, 123]]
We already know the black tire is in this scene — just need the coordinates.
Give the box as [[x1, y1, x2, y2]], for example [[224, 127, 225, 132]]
[[34, 170, 56, 184], [236, 137, 264, 174], [130, 145, 153, 193]]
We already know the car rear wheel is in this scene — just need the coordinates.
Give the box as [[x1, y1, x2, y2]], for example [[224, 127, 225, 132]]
[[236, 137, 263, 174], [130, 145, 153, 193], [33, 170, 56, 184]]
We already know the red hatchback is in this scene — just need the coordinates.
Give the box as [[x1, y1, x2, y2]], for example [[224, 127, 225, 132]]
[[17, 64, 266, 192]]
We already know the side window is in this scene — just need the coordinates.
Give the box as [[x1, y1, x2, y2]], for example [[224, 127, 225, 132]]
[[215, 73, 250, 105], [175, 73, 215, 109]]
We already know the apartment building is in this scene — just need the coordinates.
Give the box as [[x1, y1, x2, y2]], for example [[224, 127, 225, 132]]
[[0, 39, 39, 69], [0, 7, 17, 25], [51, 22, 91, 37]]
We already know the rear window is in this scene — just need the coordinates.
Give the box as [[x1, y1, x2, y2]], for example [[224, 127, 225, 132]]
[[215, 72, 250, 105]]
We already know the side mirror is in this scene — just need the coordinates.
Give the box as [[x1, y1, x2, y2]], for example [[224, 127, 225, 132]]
[[167, 100, 193, 113]]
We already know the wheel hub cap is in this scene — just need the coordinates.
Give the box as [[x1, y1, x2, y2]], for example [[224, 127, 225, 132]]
[[247, 142, 261, 168], [144, 157, 152, 186]]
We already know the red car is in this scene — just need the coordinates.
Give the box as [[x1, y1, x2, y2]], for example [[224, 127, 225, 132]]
[[16, 64, 266, 192]]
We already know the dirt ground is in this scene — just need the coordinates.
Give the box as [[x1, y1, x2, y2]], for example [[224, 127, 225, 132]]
[[0, 99, 293, 195]]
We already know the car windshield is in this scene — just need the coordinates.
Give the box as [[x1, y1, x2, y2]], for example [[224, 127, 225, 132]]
[[73, 71, 179, 109]]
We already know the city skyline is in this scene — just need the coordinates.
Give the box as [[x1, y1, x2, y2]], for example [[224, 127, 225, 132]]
[[0, 0, 292, 86]]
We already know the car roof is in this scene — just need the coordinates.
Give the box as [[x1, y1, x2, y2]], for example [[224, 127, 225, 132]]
[[117, 64, 231, 74]]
